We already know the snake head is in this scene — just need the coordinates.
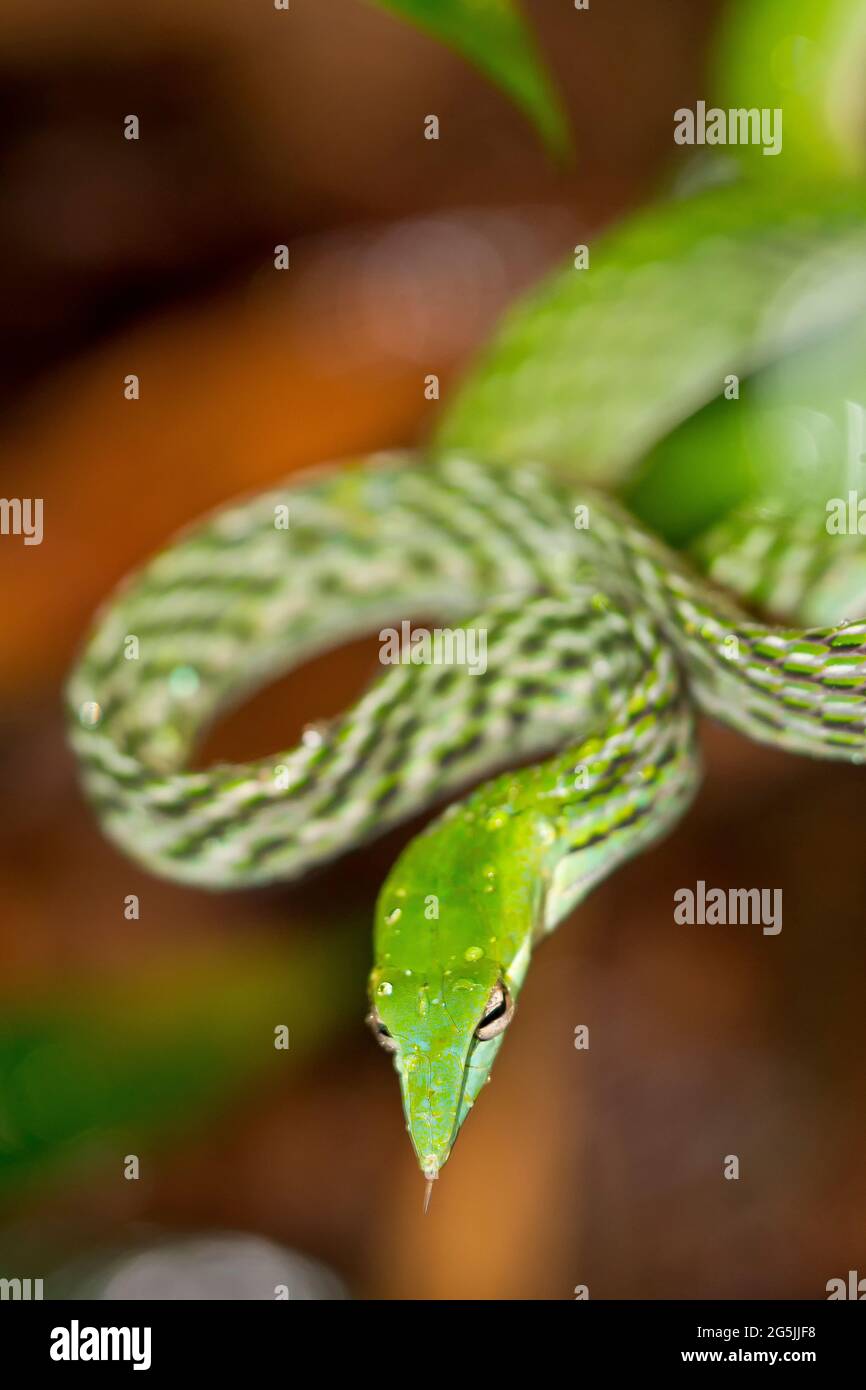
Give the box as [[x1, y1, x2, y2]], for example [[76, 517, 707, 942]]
[[368, 956, 518, 1181], [367, 801, 541, 1185]]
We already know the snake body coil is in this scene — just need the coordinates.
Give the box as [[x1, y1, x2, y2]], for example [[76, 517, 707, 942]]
[[67, 450, 866, 1178], [68, 451, 866, 881]]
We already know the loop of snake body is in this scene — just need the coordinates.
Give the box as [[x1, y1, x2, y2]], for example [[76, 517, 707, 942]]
[[67, 446, 866, 1185]]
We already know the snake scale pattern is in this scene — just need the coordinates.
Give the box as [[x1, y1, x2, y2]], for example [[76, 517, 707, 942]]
[[67, 448, 866, 1180]]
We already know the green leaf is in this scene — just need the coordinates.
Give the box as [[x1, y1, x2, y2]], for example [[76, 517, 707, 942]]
[[712, 0, 866, 177], [368, 0, 570, 157], [435, 179, 866, 500]]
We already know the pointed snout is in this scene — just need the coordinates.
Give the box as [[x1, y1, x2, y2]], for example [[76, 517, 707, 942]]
[[400, 1047, 467, 1176]]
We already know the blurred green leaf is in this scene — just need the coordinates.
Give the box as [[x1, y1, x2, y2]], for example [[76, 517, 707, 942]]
[[367, 0, 570, 157], [0, 922, 368, 1200], [436, 180, 866, 500], [712, 0, 866, 177]]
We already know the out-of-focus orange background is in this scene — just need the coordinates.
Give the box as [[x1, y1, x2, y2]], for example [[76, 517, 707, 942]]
[[2, 0, 865, 1300]]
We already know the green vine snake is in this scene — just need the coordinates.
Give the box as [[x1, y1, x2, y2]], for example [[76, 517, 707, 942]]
[[67, 180, 866, 1200]]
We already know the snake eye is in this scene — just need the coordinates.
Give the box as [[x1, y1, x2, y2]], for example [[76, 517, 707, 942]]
[[475, 983, 514, 1040], [366, 1010, 398, 1053]]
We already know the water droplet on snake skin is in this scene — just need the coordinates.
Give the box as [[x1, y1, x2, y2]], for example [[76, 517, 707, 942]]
[[79, 701, 102, 727], [168, 665, 200, 699], [464, 946, 483, 962], [377, 981, 393, 997]]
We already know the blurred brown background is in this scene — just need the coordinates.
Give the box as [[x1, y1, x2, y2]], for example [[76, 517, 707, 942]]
[[2, 0, 865, 1301]]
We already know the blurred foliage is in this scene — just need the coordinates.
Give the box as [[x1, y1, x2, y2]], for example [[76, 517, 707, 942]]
[[368, 0, 570, 156], [436, 180, 866, 509], [624, 315, 866, 546], [0, 920, 368, 1201], [713, 0, 866, 177]]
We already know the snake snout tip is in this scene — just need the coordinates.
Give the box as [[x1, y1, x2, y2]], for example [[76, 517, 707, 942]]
[[422, 1156, 439, 1214]]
